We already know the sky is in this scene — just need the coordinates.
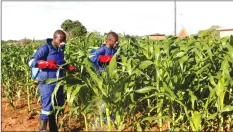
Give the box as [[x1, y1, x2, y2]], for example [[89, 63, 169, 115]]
[[2, 1, 233, 40]]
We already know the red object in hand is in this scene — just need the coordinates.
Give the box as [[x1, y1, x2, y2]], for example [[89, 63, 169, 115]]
[[68, 65, 77, 72], [37, 60, 59, 69], [99, 55, 112, 63]]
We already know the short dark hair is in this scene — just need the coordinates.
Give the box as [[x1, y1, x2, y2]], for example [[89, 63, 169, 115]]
[[107, 31, 118, 41], [53, 30, 66, 38]]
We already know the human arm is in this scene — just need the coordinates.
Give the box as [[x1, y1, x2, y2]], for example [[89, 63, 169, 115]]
[[28, 45, 58, 69], [89, 46, 112, 64]]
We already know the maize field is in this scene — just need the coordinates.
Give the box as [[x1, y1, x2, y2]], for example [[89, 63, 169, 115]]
[[2, 29, 233, 131]]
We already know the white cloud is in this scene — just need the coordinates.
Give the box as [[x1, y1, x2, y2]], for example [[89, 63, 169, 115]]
[[2, 1, 233, 40]]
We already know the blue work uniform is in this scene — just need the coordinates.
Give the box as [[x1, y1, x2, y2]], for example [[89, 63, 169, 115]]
[[89, 44, 118, 71], [28, 38, 65, 120]]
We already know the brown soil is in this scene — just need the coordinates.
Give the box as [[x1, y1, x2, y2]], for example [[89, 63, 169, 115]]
[[2, 97, 40, 131], [1, 97, 82, 131]]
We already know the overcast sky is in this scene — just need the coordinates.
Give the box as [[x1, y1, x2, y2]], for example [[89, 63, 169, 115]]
[[2, 1, 233, 40]]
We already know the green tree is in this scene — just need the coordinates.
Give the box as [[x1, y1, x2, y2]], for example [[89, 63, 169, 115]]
[[198, 25, 220, 39], [61, 19, 87, 39]]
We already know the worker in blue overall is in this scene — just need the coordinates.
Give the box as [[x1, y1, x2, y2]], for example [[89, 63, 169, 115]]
[[89, 32, 119, 71], [28, 30, 77, 132], [89, 31, 119, 123]]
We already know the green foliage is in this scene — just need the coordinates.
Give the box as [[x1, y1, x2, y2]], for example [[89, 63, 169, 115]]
[[198, 25, 220, 39], [61, 19, 87, 39], [61, 19, 73, 32], [2, 26, 233, 131]]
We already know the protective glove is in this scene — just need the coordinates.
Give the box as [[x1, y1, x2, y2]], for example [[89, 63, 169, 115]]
[[99, 55, 112, 63], [37, 60, 58, 69], [67, 65, 77, 73]]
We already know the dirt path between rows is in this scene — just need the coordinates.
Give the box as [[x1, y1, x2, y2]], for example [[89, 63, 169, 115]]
[[1, 97, 82, 131], [2, 97, 41, 131]]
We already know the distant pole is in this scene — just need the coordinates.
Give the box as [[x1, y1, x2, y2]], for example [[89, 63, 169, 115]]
[[174, 0, 177, 36]]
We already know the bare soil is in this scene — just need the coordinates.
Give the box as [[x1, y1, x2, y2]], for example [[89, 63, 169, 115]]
[[1, 97, 82, 131]]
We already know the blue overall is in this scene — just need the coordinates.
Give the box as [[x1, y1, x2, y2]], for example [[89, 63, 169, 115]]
[[28, 38, 65, 120], [89, 44, 118, 71]]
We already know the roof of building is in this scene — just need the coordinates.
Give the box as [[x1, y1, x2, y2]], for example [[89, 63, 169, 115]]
[[147, 33, 165, 36], [216, 28, 233, 31]]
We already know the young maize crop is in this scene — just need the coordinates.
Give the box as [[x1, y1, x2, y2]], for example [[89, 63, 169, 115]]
[[2, 30, 233, 131]]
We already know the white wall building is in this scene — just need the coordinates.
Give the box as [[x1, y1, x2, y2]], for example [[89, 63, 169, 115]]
[[216, 28, 233, 37]]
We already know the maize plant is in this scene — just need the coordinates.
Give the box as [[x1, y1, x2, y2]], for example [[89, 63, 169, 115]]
[[1, 29, 233, 131]]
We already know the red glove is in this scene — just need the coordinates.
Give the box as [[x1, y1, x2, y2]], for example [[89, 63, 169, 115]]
[[99, 55, 112, 63], [68, 65, 77, 72], [37, 60, 59, 69]]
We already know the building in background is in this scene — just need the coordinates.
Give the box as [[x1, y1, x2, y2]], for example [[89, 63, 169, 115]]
[[147, 33, 166, 40], [147, 27, 190, 40], [216, 28, 233, 37]]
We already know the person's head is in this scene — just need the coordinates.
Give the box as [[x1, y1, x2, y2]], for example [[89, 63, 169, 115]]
[[106, 31, 118, 48], [52, 30, 67, 47]]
